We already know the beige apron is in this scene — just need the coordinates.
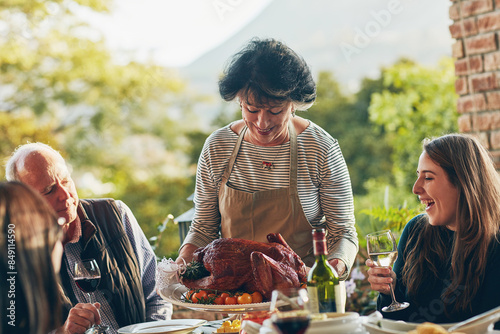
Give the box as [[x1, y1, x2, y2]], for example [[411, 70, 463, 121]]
[[219, 122, 315, 266]]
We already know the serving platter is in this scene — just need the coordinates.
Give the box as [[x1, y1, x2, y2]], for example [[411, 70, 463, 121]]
[[159, 284, 273, 313]]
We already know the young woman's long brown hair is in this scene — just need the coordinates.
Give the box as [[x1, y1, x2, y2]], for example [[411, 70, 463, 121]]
[[402, 134, 500, 312], [0, 181, 64, 334]]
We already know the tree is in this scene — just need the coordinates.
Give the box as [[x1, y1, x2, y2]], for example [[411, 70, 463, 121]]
[[0, 0, 203, 256], [306, 72, 393, 195], [368, 58, 458, 190]]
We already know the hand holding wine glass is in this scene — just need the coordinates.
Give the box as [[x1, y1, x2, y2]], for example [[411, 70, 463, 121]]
[[270, 288, 311, 334], [366, 230, 409, 312], [62, 303, 102, 334], [73, 259, 109, 334]]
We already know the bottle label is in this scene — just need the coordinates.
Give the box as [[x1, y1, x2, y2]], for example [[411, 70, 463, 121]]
[[335, 283, 344, 313], [307, 286, 320, 313], [306, 285, 336, 313]]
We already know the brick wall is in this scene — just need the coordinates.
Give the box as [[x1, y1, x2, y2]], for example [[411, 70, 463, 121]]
[[449, 0, 500, 168]]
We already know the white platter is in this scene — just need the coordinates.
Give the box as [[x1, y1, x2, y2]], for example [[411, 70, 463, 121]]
[[159, 284, 273, 313], [117, 319, 207, 334]]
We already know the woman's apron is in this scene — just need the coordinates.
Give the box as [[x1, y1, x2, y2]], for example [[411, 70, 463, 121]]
[[218, 122, 315, 266]]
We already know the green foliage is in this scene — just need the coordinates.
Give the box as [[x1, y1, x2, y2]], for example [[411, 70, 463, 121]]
[[354, 181, 421, 253], [149, 214, 179, 259], [360, 206, 422, 233], [306, 72, 393, 195], [0, 0, 201, 257], [0, 113, 55, 179], [368, 58, 458, 190]]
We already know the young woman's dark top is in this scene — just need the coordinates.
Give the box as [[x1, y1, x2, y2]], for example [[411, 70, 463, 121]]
[[378, 214, 500, 329]]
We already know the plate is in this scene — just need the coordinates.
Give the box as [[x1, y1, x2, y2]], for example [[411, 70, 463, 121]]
[[308, 312, 361, 334], [117, 319, 207, 334], [159, 284, 273, 313], [377, 318, 456, 332], [449, 306, 500, 334]]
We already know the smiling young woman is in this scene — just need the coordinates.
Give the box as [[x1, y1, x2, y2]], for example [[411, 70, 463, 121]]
[[412, 151, 460, 230], [366, 133, 500, 328]]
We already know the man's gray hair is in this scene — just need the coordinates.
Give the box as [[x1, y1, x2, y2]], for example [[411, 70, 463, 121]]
[[5, 143, 65, 181]]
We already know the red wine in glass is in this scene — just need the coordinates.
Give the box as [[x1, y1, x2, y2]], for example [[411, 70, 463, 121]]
[[270, 288, 311, 334], [273, 315, 310, 334], [75, 277, 100, 293], [73, 259, 109, 333]]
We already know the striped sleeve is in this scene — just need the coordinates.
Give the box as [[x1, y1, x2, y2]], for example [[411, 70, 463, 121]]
[[319, 136, 358, 278], [181, 126, 236, 248]]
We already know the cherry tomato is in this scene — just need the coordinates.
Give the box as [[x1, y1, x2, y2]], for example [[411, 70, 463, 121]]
[[186, 289, 196, 301], [220, 292, 230, 302], [214, 296, 225, 305], [225, 296, 237, 305], [237, 293, 253, 304], [192, 290, 208, 303], [251, 291, 263, 303]]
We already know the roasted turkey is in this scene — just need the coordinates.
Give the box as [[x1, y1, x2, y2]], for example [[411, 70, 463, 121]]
[[181, 233, 307, 299]]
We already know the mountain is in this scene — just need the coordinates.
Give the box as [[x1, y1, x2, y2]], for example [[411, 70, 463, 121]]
[[178, 0, 453, 124]]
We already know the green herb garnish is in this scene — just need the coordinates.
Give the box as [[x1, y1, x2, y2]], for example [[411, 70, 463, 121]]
[[181, 260, 210, 280]]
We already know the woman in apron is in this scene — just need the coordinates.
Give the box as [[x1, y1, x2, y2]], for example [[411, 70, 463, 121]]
[[177, 38, 358, 279]]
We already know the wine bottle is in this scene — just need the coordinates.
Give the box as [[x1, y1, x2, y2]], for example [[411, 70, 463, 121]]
[[307, 228, 340, 313]]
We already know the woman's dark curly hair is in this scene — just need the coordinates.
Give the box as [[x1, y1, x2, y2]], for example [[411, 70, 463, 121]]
[[218, 37, 316, 110]]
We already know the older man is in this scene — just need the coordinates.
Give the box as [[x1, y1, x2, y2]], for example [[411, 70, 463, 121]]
[[6, 143, 172, 334]]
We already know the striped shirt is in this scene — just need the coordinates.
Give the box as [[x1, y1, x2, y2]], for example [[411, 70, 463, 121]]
[[183, 121, 359, 276]]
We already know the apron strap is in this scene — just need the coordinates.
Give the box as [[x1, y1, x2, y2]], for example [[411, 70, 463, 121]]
[[289, 121, 298, 193], [222, 126, 247, 183]]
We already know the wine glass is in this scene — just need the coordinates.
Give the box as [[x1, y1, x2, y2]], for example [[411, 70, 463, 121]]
[[366, 230, 409, 312], [73, 259, 109, 334], [270, 288, 311, 334]]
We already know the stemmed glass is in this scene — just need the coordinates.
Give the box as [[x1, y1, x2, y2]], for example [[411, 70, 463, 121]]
[[366, 230, 409, 312], [270, 288, 311, 334], [73, 259, 109, 334]]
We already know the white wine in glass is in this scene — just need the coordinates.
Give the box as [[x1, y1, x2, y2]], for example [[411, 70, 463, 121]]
[[369, 251, 398, 268], [366, 230, 409, 312]]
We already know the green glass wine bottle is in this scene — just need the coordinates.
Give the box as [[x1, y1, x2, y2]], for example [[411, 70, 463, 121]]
[[307, 228, 340, 313]]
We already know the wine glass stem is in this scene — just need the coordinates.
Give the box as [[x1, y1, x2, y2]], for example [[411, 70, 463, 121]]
[[87, 292, 93, 304], [388, 284, 399, 304]]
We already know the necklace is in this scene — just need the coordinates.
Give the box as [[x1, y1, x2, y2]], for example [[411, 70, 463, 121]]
[[259, 140, 287, 171]]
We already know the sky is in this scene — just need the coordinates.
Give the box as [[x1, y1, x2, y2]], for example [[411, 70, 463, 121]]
[[79, 0, 274, 67]]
